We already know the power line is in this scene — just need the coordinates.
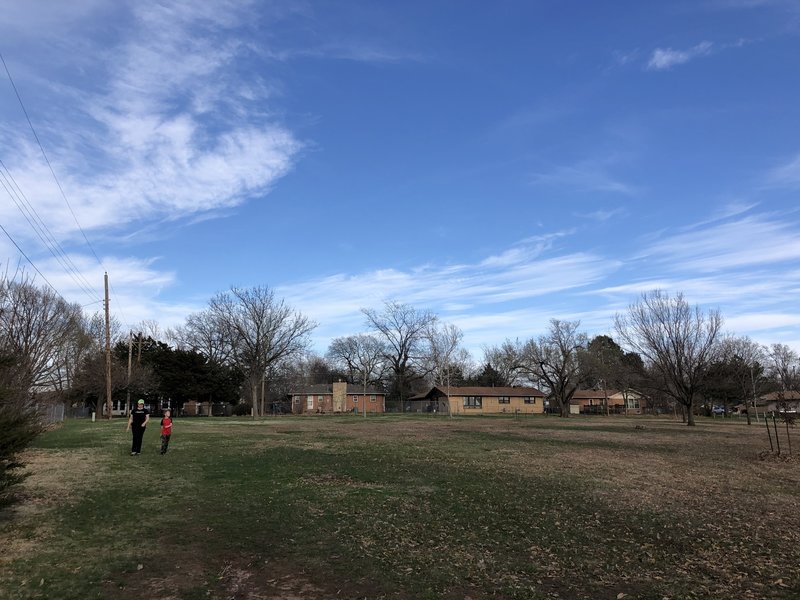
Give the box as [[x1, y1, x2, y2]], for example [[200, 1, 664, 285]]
[[0, 222, 59, 294], [1, 51, 133, 330], [0, 52, 105, 267], [0, 161, 100, 302]]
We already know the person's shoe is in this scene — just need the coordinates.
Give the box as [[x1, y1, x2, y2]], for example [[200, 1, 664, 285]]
[[131, 452, 135, 455]]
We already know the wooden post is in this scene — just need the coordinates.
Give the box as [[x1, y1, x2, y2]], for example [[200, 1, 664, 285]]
[[104, 272, 112, 420], [126, 331, 132, 416], [765, 413, 774, 452], [786, 418, 793, 456]]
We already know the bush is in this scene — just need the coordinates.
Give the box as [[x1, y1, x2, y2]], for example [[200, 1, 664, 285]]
[[232, 402, 252, 416], [0, 404, 42, 509], [0, 352, 43, 509]]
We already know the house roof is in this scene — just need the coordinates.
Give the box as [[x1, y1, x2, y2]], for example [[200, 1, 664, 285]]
[[571, 388, 620, 400], [288, 383, 384, 396], [759, 390, 800, 401], [411, 385, 546, 400]]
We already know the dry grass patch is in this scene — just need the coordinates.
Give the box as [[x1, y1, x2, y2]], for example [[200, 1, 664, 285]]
[[3, 415, 799, 599]]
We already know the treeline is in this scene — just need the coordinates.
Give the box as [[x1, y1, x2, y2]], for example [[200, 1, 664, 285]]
[[3, 274, 799, 425], [3, 276, 799, 504]]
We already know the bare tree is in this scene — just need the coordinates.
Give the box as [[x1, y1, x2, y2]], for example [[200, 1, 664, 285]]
[[327, 335, 382, 381], [422, 322, 470, 416], [766, 343, 798, 392], [0, 276, 84, 394], [136, 319, 162, 343], [208, 286, 316, 416], [515, 319, 590, 418], [174, 309, 236, 366], [327, 334, 387, 417], [614, 290, 723, 426], [481, 342, 525, 386], [717, 336, 765, 425], [59, 314, 98, 394], [362, 301, 437, 411]]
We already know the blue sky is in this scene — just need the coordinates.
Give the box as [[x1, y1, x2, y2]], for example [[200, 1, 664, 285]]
[[1, 0, 800, 358]]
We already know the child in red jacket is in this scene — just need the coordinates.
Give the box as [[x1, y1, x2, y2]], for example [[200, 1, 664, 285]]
[[160, 410, 173, 455]]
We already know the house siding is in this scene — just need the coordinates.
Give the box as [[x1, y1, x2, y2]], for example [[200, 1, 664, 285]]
[[411, 386, 546, 415], [289, 383, 385, 414], [450, 394, 544, 415]]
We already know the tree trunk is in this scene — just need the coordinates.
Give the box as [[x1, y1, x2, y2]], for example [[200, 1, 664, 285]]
[[251, 381, 260, 417], [686, 401, 696, 426]]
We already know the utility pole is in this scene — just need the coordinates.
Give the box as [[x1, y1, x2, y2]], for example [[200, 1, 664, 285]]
[[126, 331, 133, 416], [104, 272, 113, 420]]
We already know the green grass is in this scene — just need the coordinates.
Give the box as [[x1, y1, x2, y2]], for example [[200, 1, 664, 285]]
[[1, 415, 799, 599]]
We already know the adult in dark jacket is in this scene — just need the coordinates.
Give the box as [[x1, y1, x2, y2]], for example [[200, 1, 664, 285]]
[[127, 399, 150, 455]]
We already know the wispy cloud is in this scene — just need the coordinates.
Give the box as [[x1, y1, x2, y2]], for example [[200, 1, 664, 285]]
[[639, 213, 800, 272], [0, 0, 302, 246], [530, 160, 638, 195], [612, 49, 640, 67], [574, 208, 626, 222], [703, 0, 797, 11], [766, 153, 800, 188], [646, 41, 713, 70], [263, 43, 424, 64], [278, 236, 619, 352]]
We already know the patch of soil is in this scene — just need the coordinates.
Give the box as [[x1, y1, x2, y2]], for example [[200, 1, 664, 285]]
[[104, 553, 407, 600]]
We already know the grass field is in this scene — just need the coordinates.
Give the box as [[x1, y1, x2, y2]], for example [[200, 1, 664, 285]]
[[1, 414, 798, 600]]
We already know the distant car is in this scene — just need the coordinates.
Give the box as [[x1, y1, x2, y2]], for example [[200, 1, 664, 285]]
[[712, 406, 725, 415]]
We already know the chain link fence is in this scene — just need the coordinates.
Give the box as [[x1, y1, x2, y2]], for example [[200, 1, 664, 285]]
[[36, 402, 65, 425]]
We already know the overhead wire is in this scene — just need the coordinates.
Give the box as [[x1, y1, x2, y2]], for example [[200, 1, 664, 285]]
[[0, 161, 99, 301], [0, 222, 59, 294], [1, 51, 134, 330], [0, 52, 105, 267]]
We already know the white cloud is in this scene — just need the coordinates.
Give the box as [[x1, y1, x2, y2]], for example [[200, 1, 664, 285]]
[[726, 312, 800, 332], [766, 153, 800, 188], [647, 41, 713, 70], [276, 236, 619, 354], [574, 208, 626, 222], [612, 49, 640, 66], [0, 0, 302, 248], [530, 161, 638, 195], [637, 214, 800, 272]]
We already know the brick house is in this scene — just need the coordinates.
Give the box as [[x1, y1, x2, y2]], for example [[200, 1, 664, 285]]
[[570, 389, 647, 415], [408, 386, 546, 415], [288, 381, 386, 414], [759, 390, 800, 414]]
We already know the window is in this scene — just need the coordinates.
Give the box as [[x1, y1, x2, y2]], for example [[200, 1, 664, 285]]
[[523, 397, 536, 404], [352, 395, 358, 402], [370, 395, 376, 402], [318, 396, 324, 402], [464, 396, 482, 408], [497, 396, 510, 404], [307, 395, 313, 410], [625, 397, 640, 409]]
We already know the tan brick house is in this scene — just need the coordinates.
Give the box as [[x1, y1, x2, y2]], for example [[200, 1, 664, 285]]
[[570, 389, 647, 415], [408, 386, 546, 415]]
